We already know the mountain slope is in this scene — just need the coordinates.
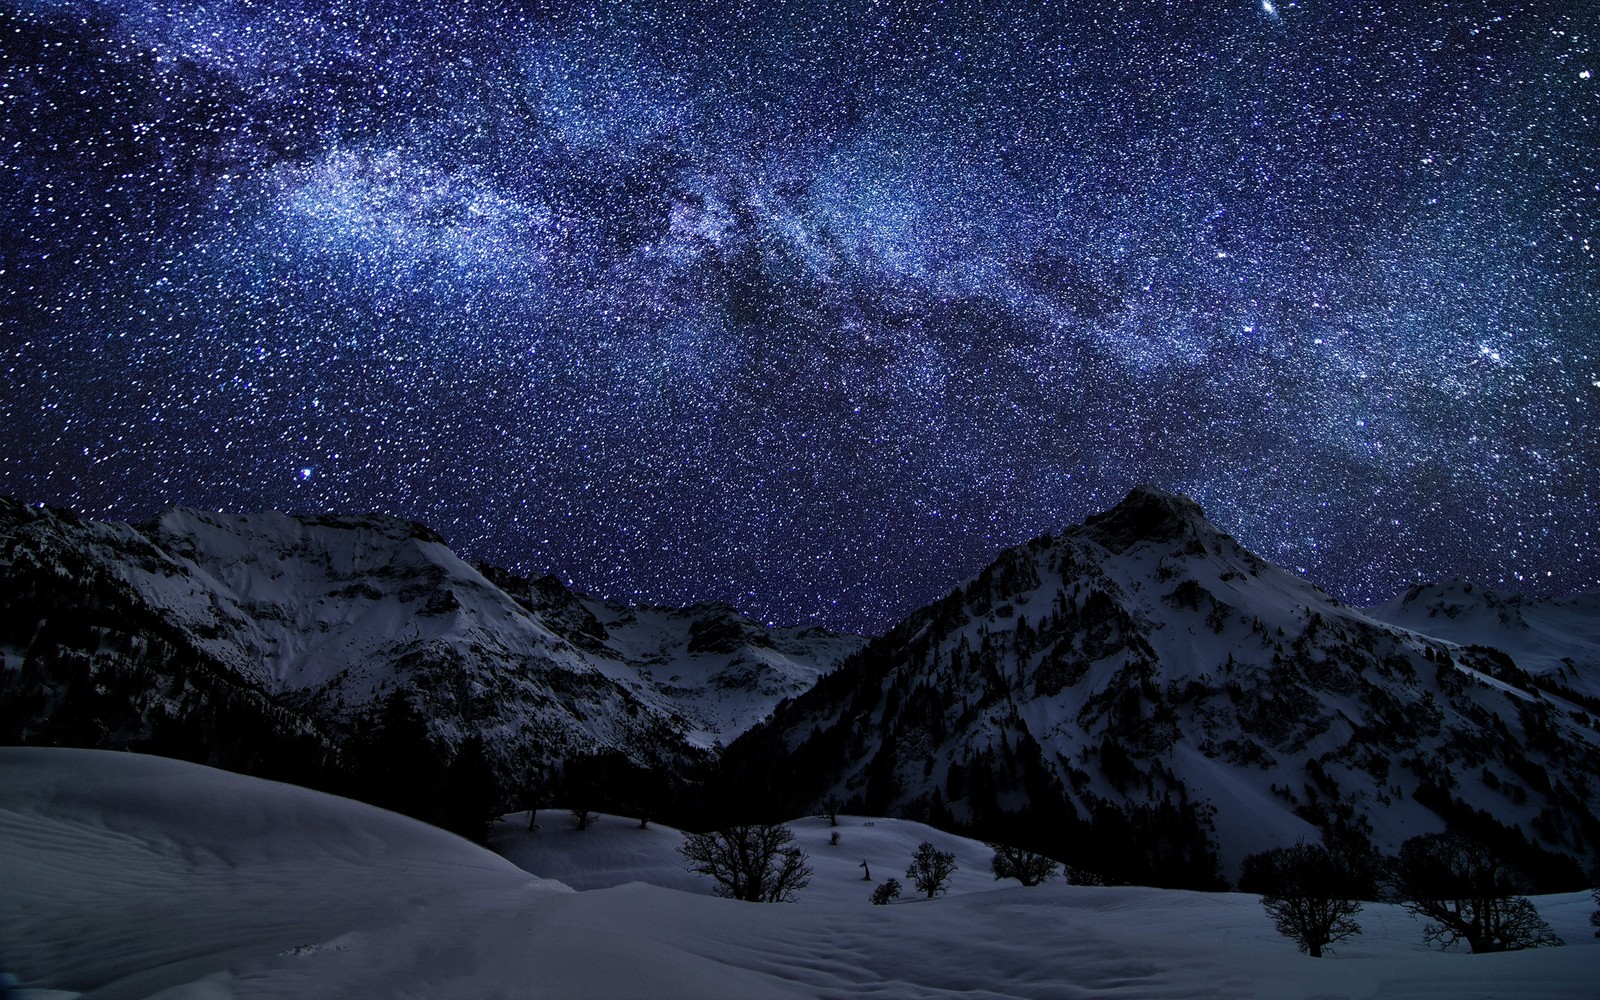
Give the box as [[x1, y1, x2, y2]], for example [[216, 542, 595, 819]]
[[1368, 580, 1600, 704], [482, 564, 860, 746], [0, 500, 861, 786], [0, 501, 342, 785], [721, 487, 1600, 886]]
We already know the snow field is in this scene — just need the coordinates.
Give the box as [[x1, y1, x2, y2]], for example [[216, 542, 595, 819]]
[[493, 811, 1004, 902], [4, 748, 1596, 999]]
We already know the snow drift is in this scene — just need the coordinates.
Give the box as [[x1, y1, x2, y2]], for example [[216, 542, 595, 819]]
[[4, 748, 1597, 999]]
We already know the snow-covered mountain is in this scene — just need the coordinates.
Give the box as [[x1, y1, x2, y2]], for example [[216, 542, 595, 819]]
[[0, 499, 862, 783], [7, 490, 1598, 890], [1368, 580, 1600, 703], [479, 563, 859, 745], [721, 487, 1600, 886]]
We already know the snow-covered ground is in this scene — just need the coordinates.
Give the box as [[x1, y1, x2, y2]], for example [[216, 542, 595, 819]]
[[5, 748, 1596, 999]]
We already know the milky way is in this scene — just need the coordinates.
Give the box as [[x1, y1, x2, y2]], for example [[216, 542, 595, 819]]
[[3, 0, 1596, 632]]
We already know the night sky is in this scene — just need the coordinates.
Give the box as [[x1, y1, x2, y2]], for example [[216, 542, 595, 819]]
[[3, 0, 1596, 633]]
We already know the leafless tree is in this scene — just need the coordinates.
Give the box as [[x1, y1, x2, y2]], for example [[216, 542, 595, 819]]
[[1251, 841, 1364, 957], [1390, 832, 1563, 953], [679, 823, 813, 902], [520, 765, 554, 831], [907, 841, 958, 898], [989, 842, 1059, 887], [819, 793, 843, 827]]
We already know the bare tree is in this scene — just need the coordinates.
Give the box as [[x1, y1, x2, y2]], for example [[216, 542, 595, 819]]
[[989, 842, 1060, 887], [1250, 841, 1364, 958], [907, 841, 958, 898], [870, 878, 903, 905], [570, 807, 598, 831], [679, 824, 813, 902], [520, 765, 554, 831], [819, 793, 843, 827], [1390, 832, 1563, 953]]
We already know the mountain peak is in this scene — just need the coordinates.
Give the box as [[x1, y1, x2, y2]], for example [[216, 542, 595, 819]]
[[1401, 577, 1521, 604], [1079, 485, 1209, 553]]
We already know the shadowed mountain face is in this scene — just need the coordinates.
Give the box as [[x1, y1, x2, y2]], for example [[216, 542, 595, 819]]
[[1076, 486, 1211, 553], [719, 487, 1600, 888]]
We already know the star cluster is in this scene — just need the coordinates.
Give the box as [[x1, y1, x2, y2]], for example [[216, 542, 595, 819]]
[[3, 0, 1596, 632]]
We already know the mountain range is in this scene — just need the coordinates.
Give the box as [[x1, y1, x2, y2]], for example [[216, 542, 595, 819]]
[[0, 498, 860, 794], [3, 488, 1596, 887]]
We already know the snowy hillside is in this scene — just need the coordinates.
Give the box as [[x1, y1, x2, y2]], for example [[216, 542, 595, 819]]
[[1369, 580, 1600, 701], [4, 748, 1595, 999], [0, 499, 861, 779], [723, 487, 1600, 885]]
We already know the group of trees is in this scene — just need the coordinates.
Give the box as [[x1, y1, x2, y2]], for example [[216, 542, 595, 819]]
[[874, 839, 1069, 903], [596, 799, 1597, 959], [342, 691, 501, 841], [676, 825, 975, 907], [868, 842, 962, 903], [680, 824, 1079, 907], [1244, 831, 1568, 957]]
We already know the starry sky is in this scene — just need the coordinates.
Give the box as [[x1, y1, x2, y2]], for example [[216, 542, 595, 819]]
[[3, 0, 1597, 633]]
